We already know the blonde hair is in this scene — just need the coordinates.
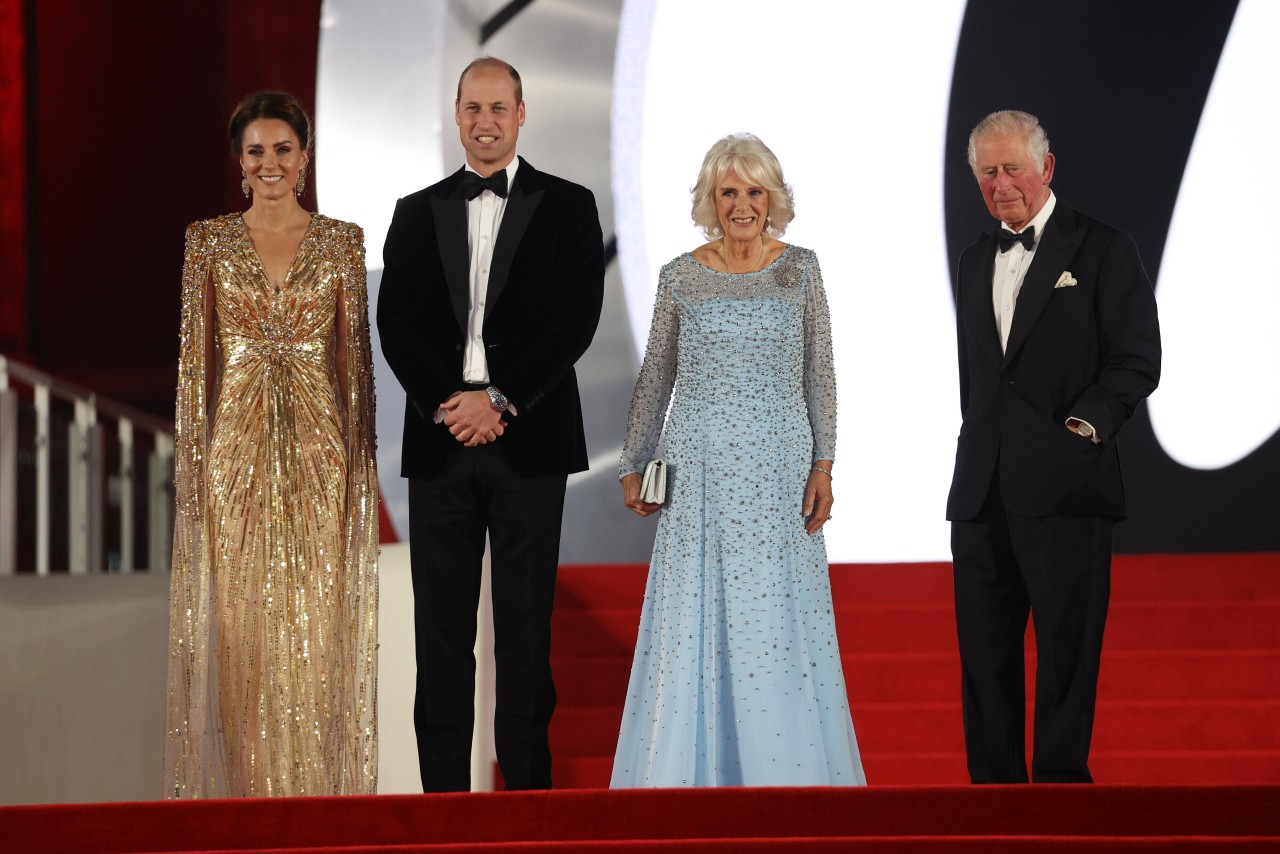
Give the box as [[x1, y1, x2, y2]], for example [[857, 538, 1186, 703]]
[[691, 133, 795, 239]]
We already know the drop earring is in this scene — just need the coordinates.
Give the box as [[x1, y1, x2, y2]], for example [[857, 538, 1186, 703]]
[[241, 171, 251, 198], [296, 166, 307, 197]]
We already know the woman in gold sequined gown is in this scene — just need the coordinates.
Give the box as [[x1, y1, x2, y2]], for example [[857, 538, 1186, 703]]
[[164, 92, 379, 798]]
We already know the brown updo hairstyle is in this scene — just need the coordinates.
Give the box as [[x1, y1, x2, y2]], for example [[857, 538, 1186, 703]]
[[228, 91, 312, 156]]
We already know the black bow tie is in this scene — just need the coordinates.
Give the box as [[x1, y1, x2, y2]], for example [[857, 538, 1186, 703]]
[[463, 170, 509, 200], [997, 226, 1035, 252]]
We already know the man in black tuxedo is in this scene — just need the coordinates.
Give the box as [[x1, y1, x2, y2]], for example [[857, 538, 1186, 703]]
[[378, 57, 604, 791], [947, 110, 1161, 783]]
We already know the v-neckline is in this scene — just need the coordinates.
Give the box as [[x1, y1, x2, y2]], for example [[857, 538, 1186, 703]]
[[240, 213, 315, 290]]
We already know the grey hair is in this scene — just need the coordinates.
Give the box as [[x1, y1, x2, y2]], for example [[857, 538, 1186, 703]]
[[691, 133, 795, 239], [967, 110, 1051, 174]]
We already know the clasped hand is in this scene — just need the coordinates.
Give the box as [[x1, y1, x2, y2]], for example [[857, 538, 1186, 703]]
[[440, 390, 507, 447]]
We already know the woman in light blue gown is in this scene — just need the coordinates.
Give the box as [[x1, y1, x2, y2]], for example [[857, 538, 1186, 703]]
[[611, 134, 866, 787]]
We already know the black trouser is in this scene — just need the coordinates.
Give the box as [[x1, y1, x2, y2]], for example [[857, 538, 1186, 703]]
[[951, 478, 1112, 783], [407, 443, 566, 791]]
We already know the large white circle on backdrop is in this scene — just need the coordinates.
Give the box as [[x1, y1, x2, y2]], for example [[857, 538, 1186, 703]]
[[1147, 0, 1280, 470], [613, 0, 967, 562]]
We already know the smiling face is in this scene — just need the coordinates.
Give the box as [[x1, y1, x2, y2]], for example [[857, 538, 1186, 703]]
[[715, 169, 770, 243], [455, 64, 525, 176], [238, 118, 307, 200], [972, 130, 1054, 230]]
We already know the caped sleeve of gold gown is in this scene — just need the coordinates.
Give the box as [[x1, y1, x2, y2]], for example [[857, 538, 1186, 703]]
[[164, 219, 216, 799], [336, 220, 380, 794], [164, 214, 379, 798]]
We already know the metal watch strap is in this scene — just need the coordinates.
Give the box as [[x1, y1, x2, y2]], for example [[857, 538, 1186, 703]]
[[485, 386, 509, 412]]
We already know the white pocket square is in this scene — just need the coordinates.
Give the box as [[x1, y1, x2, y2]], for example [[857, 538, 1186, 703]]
[[1054, 271, 1078, 288]]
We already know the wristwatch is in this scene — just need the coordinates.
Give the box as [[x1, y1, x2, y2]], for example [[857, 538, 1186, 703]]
[[485, 385, 509, 412], [1069, 419, 1095, 440]]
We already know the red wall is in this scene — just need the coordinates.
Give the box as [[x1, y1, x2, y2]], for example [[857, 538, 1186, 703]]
[[8, 0, 319, 414], [0, 0, 28, 356]]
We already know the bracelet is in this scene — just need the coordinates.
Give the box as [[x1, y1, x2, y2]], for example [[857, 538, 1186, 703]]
[[811, 465, 832, 478]]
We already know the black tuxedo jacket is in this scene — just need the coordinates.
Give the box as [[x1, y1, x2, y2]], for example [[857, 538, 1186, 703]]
[[946, 202, 1161, 521], [378, 157, 605, 478]]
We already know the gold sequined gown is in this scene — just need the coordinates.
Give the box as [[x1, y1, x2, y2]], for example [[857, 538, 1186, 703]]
[[165, 213, 379, 798]]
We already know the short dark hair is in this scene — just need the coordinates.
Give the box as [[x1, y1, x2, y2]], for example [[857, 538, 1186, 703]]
[[228, 91, 312, 157], [455, 57, 523, 105]]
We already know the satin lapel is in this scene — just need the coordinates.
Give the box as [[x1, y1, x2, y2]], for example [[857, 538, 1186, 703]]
[[430, 170, 470, 334], [1003, 207, 1083, 365], [485, 162, 544, 320], [965, 235, 1004, 373]]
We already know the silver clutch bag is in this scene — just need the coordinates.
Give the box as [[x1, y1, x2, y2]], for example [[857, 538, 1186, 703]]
[[640, 459, 667, 504]]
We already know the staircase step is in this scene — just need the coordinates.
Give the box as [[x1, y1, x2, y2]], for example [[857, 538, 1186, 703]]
[[842, 650, 1280, 703], [557, 554, 1280, 610], [1110, 553, 1280, 600], [550, 700, 1280, 762], [555, 650, 1280, 707], [859, 750, 1280, 786], [549, 555, 1280, 788], [553, 602, 1280, 656], [552, 749, 1280, 789]]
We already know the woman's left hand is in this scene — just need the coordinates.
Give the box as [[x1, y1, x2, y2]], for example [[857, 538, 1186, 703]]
[[803, 460, 834, 535]]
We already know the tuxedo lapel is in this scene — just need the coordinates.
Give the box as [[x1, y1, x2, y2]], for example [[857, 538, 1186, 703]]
[[486, 158, 544, 319], [1003, 206, 1084, 365], [965, 235, 1004, 373], [430, 169, 470, 334]]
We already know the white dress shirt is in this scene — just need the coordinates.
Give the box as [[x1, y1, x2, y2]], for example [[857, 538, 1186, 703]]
[[992, 191, 1057, 353], [462, 158, 519, 383]]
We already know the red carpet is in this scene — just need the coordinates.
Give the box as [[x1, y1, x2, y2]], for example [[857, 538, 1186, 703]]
[[4, 785, 1278, 852], [549, 553, 1280, 787], [2, 554, 1276, 851]]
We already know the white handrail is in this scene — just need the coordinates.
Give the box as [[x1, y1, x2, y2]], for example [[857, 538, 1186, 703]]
[[0, 355, 174, 575]]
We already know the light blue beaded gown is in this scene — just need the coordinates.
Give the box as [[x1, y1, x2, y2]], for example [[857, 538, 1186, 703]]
[[611, 246, 866, 787]]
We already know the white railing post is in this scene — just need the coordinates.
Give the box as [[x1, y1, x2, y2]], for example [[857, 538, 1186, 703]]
[[149, 433, 174, 572], [0, 357, 16, 577], [35, 383, 50, 576], [69, 397, 103, 574], [117, 417, 134, 572], [69, 400, 88, 573], [87, 414, 104, 573], [2, 358, 173, 575]]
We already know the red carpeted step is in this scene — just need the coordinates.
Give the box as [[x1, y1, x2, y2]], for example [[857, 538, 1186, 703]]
[[550, 555, 1280, 788], [842, 650, 1280, 703], [552, 699, 1280, 764], [1101, 601, 1280, 649], [552, 609, 641, 657], [555, 649, 1280, 708], [854, 700, 1280, 753], [555, 600, 1280, 657], [1110, 553, 1280, 600], [5, 785, 1278, 852], [1089, 751, 1280, 785], [553, 755, 612, 789], [836, 751, 1280, 787], [550, 707, 623, 757], [557, 555, 1280, 609], [161, 839, 1280, 853], [553, 565, 649, 609]]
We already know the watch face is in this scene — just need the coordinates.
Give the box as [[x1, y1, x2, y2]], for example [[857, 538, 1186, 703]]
[[1078, 423, 1094, 437]]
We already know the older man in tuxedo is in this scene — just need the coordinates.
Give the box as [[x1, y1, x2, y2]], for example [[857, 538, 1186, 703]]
[[947, 110, 1161, 783], [378, 57, 604, 792]]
